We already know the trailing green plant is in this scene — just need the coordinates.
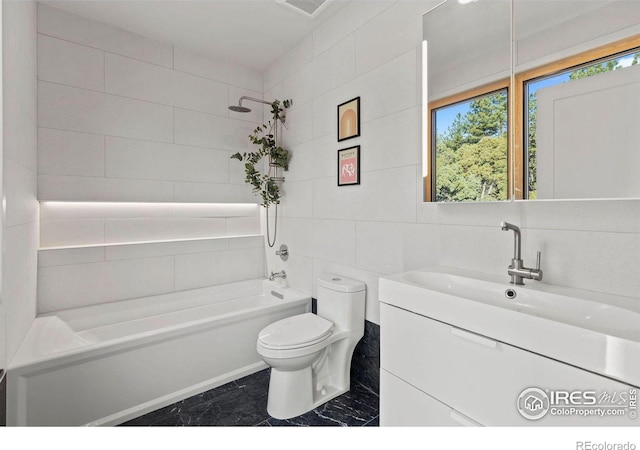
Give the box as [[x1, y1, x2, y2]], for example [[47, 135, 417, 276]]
[[231, 99, 292, 207]]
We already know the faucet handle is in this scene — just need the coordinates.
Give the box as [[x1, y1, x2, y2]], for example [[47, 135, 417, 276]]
[[536, 251, 542, 270]]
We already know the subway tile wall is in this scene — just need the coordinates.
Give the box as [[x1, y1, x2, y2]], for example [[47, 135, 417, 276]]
[[263, 0, 640, 324]]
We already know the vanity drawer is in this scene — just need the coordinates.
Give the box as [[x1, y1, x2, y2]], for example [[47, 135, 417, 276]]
[[380, 303, 637, 426], [381, 369, 482, 427]]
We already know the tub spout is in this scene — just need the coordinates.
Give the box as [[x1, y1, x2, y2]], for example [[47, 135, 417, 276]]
[[269, 270, 287, 281]]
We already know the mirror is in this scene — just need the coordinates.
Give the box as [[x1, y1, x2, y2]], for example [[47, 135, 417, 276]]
[[423, 0, 511, 202], [513, 0, 640, 200], [423, 0, 640, 202]]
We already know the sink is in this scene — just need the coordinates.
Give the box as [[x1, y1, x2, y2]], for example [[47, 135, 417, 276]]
[[380, 266, 640, 387]]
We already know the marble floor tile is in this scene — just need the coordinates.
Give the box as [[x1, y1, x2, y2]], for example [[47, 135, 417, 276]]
[[122, 369, 379, 427]]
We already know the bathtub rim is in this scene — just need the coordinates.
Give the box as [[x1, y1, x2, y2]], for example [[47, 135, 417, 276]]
[[9, 279, 310, 372]]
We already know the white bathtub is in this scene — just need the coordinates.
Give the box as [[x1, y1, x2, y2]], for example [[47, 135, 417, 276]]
[[7, 279, 310, 426]]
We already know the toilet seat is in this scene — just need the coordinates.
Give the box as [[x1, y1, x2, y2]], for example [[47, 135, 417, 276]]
[[258, 313, 333, 350]]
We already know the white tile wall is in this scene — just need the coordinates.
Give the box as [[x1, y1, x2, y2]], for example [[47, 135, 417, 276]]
[[4, 87, 37, 170], [104, 53, 173, 105], [37, 3, 174, 68], [264, 35, 312, 92], [312, 1, 395, 59], [38, 81, 175, 142], [355, 49, 417, 124], [37, 34, 104, 91], [228, 62, 263, 92], [312, 166, 418, 223], [354, 1, 430, 77], [173, 47, 227, 83], [40, 219, 105, 248], [3, 0, 38, 364], [311, 34, 356, 99], [38, 256, 176, 312], [38, 174, 176, 202], [34, 5, 271, 314], [105, 137, 230, 183], [173, 70, 228, 116], [37, 4, 264, 203], [103, 218, 228, 243], [4, 158, 38, 227], [173, 182, 258, 204], [174, 247, 264, 291], [37, 236, 265, 313], [38, 128, 105, 177], [262, 0, 640, 325]]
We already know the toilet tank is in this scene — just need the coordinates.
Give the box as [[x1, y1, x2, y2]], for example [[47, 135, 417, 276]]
[[317, 274, 365, 334]]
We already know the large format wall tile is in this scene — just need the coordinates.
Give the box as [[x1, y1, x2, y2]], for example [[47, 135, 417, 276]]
[[38, 34, 104, 91], [37, 3, 174, 68], [38, 81, 174, 142], [105, 137, 230, 183], [38, 128, 105, 177], [37, 5, 264, 207], [38, 256, 176, 312], [105, 53, 174, 105]]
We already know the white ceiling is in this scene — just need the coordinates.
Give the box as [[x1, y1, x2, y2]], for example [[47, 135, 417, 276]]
[[42, 0, 348, 73]]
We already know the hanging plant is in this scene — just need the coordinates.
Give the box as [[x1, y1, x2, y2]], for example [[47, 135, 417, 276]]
[[231, 99, 292, 207]]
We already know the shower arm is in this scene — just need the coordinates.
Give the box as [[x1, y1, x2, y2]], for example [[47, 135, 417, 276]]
[[238, 96, 272, 108]]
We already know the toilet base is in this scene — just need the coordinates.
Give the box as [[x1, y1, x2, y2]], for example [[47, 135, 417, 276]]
[[266, 367, 350, 420], [267, 366, 313, 420]]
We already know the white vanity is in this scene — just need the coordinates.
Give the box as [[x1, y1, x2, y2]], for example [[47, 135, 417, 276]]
[[379, 267, 639, 426]]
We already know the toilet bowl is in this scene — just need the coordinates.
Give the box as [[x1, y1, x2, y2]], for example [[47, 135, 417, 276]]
[[256, 274, 365, 419]]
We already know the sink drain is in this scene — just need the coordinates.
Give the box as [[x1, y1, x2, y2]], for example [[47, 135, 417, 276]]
[[505, 288, 517, 300]]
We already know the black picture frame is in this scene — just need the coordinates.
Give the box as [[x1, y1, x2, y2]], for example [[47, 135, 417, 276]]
[[337, 145, 360, 186], [337, 96, 360, 142]]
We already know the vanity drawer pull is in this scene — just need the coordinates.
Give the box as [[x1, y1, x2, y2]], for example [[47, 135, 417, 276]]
[[450, 327, 498, 349], [449, 410, 481, 427]]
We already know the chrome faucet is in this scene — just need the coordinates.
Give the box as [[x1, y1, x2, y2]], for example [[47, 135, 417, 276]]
[[500, 222, 543, 285], [269, 270, 287, 281]]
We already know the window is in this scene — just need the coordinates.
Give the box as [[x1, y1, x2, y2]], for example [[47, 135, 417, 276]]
[[426, 80, 509, 202], [518, 46, 640, 199], [513, 36, 640, 200]]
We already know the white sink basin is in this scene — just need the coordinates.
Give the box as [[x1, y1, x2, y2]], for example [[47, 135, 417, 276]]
[[380, 266, 640, 387]]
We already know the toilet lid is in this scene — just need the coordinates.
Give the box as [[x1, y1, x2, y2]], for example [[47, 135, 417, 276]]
[[258, 313, 333, 350]]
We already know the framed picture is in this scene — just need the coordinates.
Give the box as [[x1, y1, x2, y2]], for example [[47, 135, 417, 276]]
[[337, 97, 360, 142], [337, 146, 360, 186]]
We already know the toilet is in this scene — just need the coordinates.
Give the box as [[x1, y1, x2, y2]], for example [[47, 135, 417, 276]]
[[256, 274, 365, 419]]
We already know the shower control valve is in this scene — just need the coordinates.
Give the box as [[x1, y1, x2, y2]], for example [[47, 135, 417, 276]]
[[276, 244, 289, 261]]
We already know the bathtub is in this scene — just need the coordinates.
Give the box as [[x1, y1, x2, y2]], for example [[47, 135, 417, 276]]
[[7, 279, 310, 426]]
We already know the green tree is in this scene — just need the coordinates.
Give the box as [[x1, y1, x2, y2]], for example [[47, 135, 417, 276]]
[[527, 92, 537, 199], [569, 58, 620, 80], [435, 91, 508, 202]]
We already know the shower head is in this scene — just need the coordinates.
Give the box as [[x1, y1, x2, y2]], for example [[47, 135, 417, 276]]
[[228, 96, 272, 113], [229, 105, 252, 113]]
